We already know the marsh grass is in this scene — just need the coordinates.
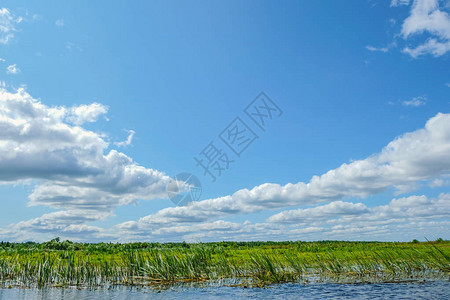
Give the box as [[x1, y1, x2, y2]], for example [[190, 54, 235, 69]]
[[0, 240, 448, 287]]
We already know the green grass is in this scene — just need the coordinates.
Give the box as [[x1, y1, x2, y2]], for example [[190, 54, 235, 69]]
[[0, 240, 448, 287]]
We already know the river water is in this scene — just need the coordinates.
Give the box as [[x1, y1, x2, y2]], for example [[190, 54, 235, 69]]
[[0, 281, 448, 299]]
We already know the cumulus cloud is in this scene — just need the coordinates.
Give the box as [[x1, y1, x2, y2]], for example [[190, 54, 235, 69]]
[[429, 176, 450, 187], [2, 211, 108, 241], [402, 95, 428, 106], [0, 89, 175, 239], [403, 38, 450, 57], [115, 194, 449, 242], [269, 194, 450, 224], [400, 0, 450, 57], [66, 102, 109, 125], [6, 64, 19, 74], [123, 112, 450, 230], [1, 90, 449, 242], [268, 201, 369, 224]]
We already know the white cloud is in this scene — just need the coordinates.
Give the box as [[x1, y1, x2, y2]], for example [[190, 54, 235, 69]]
[[0, 8, 21, 44], [391, 0, 411, 7], [0, 89, 176, 238], [1, 91, 449, 242], [446, 82, 450, 87], [403, 38, 450, 57], [66, 42, 82, 52], [402, 95, 428, 106], [115, 194, 449, 243], [3, 211, 108, 241], [6, 64, 20, 74], [32, 14, 43, 22], [269, 194, 450, 224], [122, 113, 450, 230], [268, 201, 369, 224], [115, 130, 135, 147], [366, 45, 389, 52], [55, 19, 64, 27], [4, 194, 449, 242], [429, 176, 450, 187], [401, 0, 450, 39], [66, 102, 109, 125], [400, 0, 450, 57]]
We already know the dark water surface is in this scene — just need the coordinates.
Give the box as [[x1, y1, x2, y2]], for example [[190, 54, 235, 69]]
[[0, 281, 448, 299]]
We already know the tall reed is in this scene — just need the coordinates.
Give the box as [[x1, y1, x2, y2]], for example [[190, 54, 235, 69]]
[[0, 240, 448, 287]]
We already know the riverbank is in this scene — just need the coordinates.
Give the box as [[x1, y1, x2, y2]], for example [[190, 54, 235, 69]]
[[0, 240, 448, 288]]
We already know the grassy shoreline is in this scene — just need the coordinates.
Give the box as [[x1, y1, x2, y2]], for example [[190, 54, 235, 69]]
[[0, 240, 448, 288]]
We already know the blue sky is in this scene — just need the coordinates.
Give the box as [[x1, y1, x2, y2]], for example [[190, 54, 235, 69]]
[[0, 0, 449, 242]]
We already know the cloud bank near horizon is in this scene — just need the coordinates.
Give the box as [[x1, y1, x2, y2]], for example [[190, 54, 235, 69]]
[[0, 88, 175, 241], [119, 112, 450, 232], [0, 88, 449, 242]]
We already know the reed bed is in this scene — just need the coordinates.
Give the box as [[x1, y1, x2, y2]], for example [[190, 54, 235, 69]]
[[0, 240, 448, 287]]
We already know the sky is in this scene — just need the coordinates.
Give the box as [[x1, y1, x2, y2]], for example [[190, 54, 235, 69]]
[[0, 0, 449, 243]]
